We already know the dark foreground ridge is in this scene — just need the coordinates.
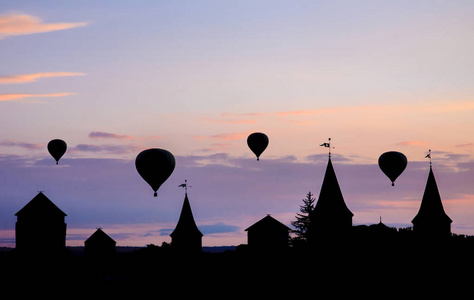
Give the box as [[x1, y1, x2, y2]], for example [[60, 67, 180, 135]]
[[2, 234, 474, 296]]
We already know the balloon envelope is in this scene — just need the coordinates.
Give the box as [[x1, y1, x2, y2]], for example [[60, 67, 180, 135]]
[[247, 132, 269, 161], [47, 139, 67, 165], [135, 148, 176, 197], [378, 151, 407, 186]]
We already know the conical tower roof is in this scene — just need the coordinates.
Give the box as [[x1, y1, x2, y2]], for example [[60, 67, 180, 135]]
[[170, 193, 203, 238], [412, 167, 452, 225], [313, 157, 353, 219]]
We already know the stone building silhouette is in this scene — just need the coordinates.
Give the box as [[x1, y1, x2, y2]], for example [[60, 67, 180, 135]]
[[84, 228, 116, 257], [308, 157, 353, 241], [15, 192, 67, 254], [245, 214, 291, 251], [412, 165, 452, 237], [170, 192, 203, 252]]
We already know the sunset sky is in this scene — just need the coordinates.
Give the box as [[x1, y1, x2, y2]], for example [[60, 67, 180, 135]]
[[1, 1, 473, 247]]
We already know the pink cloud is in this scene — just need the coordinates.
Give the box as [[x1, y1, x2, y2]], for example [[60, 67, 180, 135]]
[[199, 117, 257, 124], [211, 133, 248, 141], [0, 72, 85, 84], [274, 108, 347, 117], [193, 132, 250, 142], [0, 93, 74, 102], [0, 13, 87, 39], [396, 141, 429, 147], [456, 143, 474, 148]]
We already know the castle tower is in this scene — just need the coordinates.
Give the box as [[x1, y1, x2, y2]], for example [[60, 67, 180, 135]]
[[412, 166, 452, 237], [309, 157, 353, 240], [15, 192, 67, 254], [170, 193, 203, 252]]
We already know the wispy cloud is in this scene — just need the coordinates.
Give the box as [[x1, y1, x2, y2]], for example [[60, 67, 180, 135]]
[[274, 108, 347, 117], [199, 223, 240, 235], [0, 140, 43, 150], [0, 13, 87, 39], [211, 132, 249, 141], [88, 131, 162, 142], [0, 72, 85, 84], [456, 143, 474, 148], [199, 117, 257, 124], [89, 131, 133, 140], [73, 144, 139, 155], [193, 132, 250, 142], [217, 101, 474, 120], [0, 93, 74, 102], [396, 141, 429, 147]]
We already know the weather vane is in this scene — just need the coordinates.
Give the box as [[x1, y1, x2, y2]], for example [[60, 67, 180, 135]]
[[425, 149, 432, 167], [178, 179, 192, 194], [320, 138, 335, 158]]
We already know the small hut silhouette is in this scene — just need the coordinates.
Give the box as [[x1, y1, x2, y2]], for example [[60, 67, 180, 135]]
[[84, 228, 116, 257], [412, 165, 452, 237], [15, 192, 67, 254], [308, 156, 353, 241], [245, 215, 291, 251], [170, 192, 203, 252]]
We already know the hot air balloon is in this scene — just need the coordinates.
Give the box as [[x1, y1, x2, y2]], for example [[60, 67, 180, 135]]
[[247, 132, 269, 161], [47, 139, 67, 165], [135, 148, 176, 197], [378, 151, 407, 186]]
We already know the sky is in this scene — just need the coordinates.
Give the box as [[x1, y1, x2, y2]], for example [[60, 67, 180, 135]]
[[0, 0, 473, 247]]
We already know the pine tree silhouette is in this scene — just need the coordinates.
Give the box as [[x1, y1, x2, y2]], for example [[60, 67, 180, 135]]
[[291, 191, 315, 243]]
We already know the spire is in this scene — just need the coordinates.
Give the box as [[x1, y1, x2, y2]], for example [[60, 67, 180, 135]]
[[313, 157, 354, 219], [170, 192, 203, 252], [412, 165, 452, 236], [309, 156, 353, 240], [170, 193, 202, 238]]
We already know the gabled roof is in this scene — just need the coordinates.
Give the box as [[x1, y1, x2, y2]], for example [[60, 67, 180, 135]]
[[15, 192, 67, 217], [245, 215, 291, 232], [412, 167, 452, 225], [170, 194, 203, 238], [313, 157, 353, 218], [85, 228, 116, 245]]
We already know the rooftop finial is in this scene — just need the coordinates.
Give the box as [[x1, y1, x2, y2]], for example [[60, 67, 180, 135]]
[[320, 137, 334, 158], [179, 179, 191, 194], [425, 149, 432, 168]]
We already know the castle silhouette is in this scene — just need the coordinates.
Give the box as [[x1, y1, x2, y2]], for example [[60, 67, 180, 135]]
[[13, 155, 454, 255], [8, 155, 474, 293]]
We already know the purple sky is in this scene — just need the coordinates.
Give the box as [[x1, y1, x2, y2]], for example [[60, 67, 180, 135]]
[[1, 149, 473, 247]]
